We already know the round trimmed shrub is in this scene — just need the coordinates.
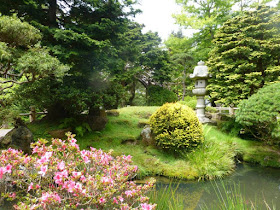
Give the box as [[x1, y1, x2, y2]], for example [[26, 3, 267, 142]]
[[236, 82, 280, 145], [149, 102, 203, 153]]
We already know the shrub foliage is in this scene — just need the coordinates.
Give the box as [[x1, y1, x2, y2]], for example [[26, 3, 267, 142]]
[[235, 82, 280, 145], [208, 6, 280, 106], [147, 85, 177, 106], [149, 102, 203, 153]]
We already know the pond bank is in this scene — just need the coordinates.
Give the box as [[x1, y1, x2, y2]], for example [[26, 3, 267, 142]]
[[150, 163, 280, 209]]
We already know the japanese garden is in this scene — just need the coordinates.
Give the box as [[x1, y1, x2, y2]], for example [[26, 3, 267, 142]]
[[0, 0, 279, 209]]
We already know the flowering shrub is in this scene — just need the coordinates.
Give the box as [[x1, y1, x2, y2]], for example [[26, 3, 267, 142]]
[[0, 133, 156, 210]]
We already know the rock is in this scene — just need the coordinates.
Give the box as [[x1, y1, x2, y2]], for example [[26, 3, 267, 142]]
[[0, 129, 13, 148], [88, 116, 108, 131], [106, 109, 120, 116], [48, 128, 71, 139], [10, 126, 33, 154], [121, 139, 138, 145], [141, 125, 155, 146], [205, 112, 212, 119], [138, 120, 149, 128]]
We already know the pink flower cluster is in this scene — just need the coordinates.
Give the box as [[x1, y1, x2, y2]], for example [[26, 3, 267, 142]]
[[0, 133, 156, 209]]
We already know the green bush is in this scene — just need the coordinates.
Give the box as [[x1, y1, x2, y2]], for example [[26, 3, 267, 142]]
[[149, 102, 203, 153], [217, 116, 244, 137], [178, 96, 197, 110], [236, 82, 280, 145], [147, 85, 177, 106], [178, 100, 197, 110], [205, 106, 218, 113]]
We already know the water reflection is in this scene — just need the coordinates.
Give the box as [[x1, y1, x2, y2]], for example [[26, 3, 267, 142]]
[[155, 164, 280, 209]]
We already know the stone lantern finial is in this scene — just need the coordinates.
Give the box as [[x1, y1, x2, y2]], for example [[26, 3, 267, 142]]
[[190, 61, 211, 123]]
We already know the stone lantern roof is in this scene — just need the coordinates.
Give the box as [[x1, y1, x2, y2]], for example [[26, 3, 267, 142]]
[[190, 61, 210, 80]]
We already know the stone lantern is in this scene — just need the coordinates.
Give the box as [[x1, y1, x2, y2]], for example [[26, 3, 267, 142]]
[[190, 61, 211, 123]]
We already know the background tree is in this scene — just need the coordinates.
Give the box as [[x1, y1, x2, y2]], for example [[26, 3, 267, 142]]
[[0, 0, 142, 117], [0, 15, 68, 125], [207, 6, 280, 106], [0, 15, 68, 102], [165, 31, 195, 100], [174, 0, 234, 60]]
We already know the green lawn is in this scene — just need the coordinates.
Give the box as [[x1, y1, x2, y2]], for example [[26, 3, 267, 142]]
[[28, 106, 280, 180]]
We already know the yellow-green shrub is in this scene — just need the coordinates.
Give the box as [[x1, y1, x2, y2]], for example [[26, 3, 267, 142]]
[[149, 102, 203, 153]]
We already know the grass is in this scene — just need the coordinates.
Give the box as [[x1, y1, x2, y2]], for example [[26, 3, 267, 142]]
[[147, 182, 185, 210], [27, 106, 280, 180], [199, 181, 277, 210]]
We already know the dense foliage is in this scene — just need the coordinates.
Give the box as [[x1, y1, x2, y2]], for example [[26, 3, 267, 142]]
[[0, 15, 68, 93], [164, 32, 195, 100], [149, 102, 203, 153], [0, 133, 156, 209], [0, 0, 172, 119], [208, 6, 280, 106], [235, 82, 280, 145], [0, 15, 69, 124], [147, 86, 177, 106], [174, 0, 234, 60]]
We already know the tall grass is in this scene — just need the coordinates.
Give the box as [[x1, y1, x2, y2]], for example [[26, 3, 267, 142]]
[[185, 126, 237, 180], [150, 180, 277, 210], [199, 181, 277, 210], [148, 182, 185, 210]]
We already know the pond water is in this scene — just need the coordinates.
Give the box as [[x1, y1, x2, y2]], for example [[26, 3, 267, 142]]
[[155, 164, 280, 209]]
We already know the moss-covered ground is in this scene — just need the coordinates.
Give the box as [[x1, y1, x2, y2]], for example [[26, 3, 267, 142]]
[[28, 106, 280, 180]]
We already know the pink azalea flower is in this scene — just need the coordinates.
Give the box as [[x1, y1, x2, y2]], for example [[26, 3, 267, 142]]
[[0, 167, 6, 179], [57, 161, 65, 170], [82, 155, 90, 164], [41, 192, 50, 202], [60, 170, 68, 178], [121, 206, 129, 210], [28, 182, 34, 192], [54, 173, 63, 185], [5, 164, 12, 173], [70, 138, 77, 144], [38, 165, 48, 177], [99, 197, 106, 204], [53, 193, 61, 203], [133, 166, 138, 172], [123, 155, 132, 161], [125, 190, 133, 197], [113, 197, 118, 204], [72, 171, 81, 178], [44, 151, 52, 159], [75, 182, 83, 191], [80, 175, 86, 182], [119, 196, 124, 202], [24, 156, 31, 164], [9, 192, 16, 199], [141, 203, 154, 210], [67, 180, 76, 193], [81, 150, 87, 156], [101, 176, 113, 184]]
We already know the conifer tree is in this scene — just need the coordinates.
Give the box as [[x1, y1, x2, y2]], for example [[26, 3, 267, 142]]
[[207, 6, 280, 106]]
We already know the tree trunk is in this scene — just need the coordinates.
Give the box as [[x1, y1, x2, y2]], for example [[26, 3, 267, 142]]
[[48, 0, 57, 27], [182, 68, 186, 101], [128, 81, 136, 105]]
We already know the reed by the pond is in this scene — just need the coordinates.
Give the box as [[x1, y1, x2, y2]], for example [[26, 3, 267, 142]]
[[150, 180, 277, 210]]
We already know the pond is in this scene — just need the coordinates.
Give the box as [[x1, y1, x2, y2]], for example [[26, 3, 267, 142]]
[[155, 164, 280, 209]]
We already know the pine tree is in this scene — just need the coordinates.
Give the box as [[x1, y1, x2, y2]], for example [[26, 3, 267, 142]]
[[207, 6, 280, 106]]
